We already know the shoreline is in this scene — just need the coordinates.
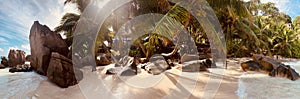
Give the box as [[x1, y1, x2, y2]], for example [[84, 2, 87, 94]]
[[30, 58, 250, 99], [2, 57, 299, 98]]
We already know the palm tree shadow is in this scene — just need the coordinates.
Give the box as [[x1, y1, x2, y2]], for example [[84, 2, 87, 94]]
[[163, 72, 200, 98]]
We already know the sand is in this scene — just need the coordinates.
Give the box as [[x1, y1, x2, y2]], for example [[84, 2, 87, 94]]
[[0, 69, 45, 99], [3, 57, 298, 98], [238, 60, 300, 99], [30, 58, 250, 99]]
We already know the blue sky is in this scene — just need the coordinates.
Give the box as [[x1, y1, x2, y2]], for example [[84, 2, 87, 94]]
[[0, 0, 78, 57], [0, 0, 299, 57], [259, 0, 300, 18]]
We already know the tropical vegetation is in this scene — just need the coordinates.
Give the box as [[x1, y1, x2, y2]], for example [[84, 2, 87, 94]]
[[55, 0, 300, 62]]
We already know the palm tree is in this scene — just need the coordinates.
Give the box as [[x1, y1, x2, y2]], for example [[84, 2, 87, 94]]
[[293, 16, 300, 33], [244, 0, 261, 16], [251, 1, 300, 58], [61, 0, 258, 58], [272, 22, 300, 57], [64, 0, 91, 13], [55, 13, 80, 47], [207, 0, 262, 57]]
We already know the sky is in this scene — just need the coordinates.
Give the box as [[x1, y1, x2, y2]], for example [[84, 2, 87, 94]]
[[0, 0, 79, 57], [0, 0, 299, 57], [259, 0, 300, 18]]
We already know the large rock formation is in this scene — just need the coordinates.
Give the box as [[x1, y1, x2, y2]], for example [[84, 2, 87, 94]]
[[25, 55, 32, 62], [47, 53, 83, 88], [1, 56, 8, 67], [29, 21, 69, 75], [241, 54, 300, 81], [0, 63, 5, 69], [8, 49, 26, 67]]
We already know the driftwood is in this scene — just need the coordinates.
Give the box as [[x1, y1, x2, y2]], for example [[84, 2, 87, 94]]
[[241, 54, 300, 81]]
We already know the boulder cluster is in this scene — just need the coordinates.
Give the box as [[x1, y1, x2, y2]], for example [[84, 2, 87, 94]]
[[0, 50, 31, 72], [0, 20, 216, 88], [241, 54, 300, 81], [0, 21, 111, 88], [104, 53, 215, 76]]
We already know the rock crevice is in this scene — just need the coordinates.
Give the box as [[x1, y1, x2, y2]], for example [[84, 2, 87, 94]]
[[29, 21, 81, 88], [30, 21, 69, 75]]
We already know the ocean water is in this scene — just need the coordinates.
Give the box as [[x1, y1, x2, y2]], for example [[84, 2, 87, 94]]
[[0, 68, 46, 99], [238, 61, 300, 99]]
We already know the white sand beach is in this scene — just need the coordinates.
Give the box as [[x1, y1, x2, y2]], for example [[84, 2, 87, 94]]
[[0, 68, 46, 99], [31, 58, 247, 99], [238, 60, 300, 99], [2, 58, 300, 99]]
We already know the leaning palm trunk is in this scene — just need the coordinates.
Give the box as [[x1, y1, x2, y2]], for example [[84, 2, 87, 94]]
[[161, 45, 178, 57]]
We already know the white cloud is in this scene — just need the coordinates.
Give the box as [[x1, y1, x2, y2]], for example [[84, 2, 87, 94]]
[[260, 0, 290, 13], [0, 30, 21, 42], [0, 37, 8, 44], [0, 48, 3, 52], [0, 0, 79, 45], [42, 0, 80, 30], [9, 46, 19, 50], [21, 44, 30, 51], [0, 0, 79, 56], [244, 0, 296, 18]]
